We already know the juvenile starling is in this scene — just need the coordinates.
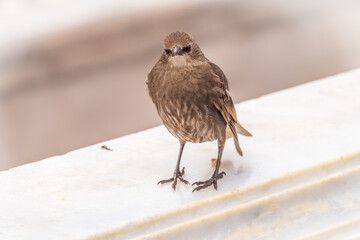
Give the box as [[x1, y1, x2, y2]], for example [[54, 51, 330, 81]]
[[146, 31, 252, 192]]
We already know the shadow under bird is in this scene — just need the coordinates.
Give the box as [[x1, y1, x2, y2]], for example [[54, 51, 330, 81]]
[[146, 31, 252, 192]]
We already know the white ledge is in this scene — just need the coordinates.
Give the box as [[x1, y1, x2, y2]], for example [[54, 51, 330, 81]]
[[1, 68, 360, 239]]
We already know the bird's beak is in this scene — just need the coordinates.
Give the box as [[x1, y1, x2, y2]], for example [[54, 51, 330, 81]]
[[172, 46, 184, 56]]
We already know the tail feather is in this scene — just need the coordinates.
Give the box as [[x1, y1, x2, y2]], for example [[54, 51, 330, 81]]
[[213, 102, 251, 156], [229, 122, 244, 156], [233, 137, 243, 156], [235, 122, 252, 137]]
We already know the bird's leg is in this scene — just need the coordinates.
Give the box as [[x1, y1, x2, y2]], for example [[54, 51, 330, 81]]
[[192, 145, 226, 192], [158, 143, 189, 190]]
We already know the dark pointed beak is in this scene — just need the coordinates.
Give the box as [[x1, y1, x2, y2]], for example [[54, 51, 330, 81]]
[[172, 46, 184, 56]]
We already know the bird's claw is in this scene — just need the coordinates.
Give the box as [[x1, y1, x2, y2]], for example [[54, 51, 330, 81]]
[[192, 171, 226, 192], [158, 167, 189, 190]]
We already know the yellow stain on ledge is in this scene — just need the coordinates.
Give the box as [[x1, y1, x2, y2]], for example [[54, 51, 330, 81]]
[[211, 158, 220, 168], [296, 201, 330, 216], [226, 224, 273, 240]]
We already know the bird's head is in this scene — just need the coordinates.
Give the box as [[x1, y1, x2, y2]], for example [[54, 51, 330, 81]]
[[162, 31, 204, 67]]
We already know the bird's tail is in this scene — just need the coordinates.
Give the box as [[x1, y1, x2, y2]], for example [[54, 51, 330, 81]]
[[213, 102, 252, 156], [233, 136, 243, 156], [229, 122, 252, 156], [235, 122, 252, 137]]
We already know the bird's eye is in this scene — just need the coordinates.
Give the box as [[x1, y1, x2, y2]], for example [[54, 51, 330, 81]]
[[165, 49, 171, 55], [183, 45, 191, 53]]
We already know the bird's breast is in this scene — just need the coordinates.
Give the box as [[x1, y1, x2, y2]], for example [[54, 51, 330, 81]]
[[150, 62, 225, 143], [158, 97, 219, 143]]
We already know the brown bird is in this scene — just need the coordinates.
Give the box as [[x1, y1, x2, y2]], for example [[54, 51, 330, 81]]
[[146, 31, 251, 192]]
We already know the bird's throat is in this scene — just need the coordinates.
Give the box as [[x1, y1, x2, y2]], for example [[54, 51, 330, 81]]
[[170, 56, 187, 67]]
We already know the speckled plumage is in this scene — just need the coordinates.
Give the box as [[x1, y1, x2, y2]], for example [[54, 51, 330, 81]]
[[146, 31, 251, 191]]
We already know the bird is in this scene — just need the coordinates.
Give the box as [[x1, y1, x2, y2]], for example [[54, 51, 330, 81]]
[[146, 31, 252, 192]]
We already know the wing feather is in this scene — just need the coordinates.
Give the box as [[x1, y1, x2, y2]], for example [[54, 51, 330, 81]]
[[210, 62, 252, 156]]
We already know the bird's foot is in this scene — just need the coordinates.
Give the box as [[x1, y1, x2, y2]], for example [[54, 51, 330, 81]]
[[158, 167, 189, 190], [192, 171, 226, 192]]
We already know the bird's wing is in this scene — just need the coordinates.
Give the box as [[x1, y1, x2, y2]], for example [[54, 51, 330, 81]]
[[209, 62, 252, 138], [145, 64, 159, 104], [208, 61, 229, 90]]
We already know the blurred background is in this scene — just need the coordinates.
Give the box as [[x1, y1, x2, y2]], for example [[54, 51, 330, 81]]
[[0, 0, 360, 170]]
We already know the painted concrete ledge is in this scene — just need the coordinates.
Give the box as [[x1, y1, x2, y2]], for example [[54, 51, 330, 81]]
[[1, 69, 360, 240]]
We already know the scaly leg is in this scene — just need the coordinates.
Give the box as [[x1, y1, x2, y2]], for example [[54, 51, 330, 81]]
[[158, 143, 189, 190], [192, 146, 226, 192]]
